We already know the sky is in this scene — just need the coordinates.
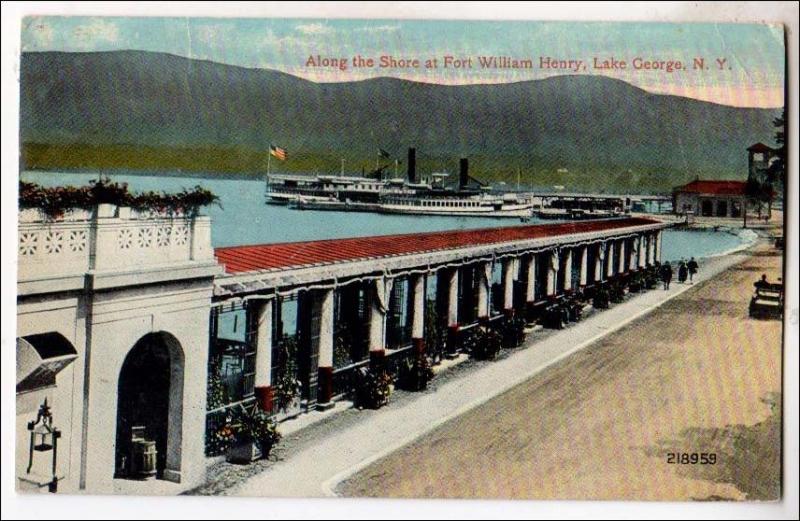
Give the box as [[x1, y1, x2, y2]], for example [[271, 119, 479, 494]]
[[21, 16, 786, 108]]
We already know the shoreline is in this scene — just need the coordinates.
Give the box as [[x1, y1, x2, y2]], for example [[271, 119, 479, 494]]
[[20, 169, 679, 197]]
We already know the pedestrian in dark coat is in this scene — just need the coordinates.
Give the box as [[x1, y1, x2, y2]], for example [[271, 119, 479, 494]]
[[678, 260, 688, 284], [661, 262, 673, 290], [687, 257, 699, 283]]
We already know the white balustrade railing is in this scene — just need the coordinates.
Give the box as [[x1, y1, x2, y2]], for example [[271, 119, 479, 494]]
[[18, 204, 213, 281]]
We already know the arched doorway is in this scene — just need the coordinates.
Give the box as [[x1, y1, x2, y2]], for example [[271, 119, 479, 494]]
[[115, 332, 184, 481]]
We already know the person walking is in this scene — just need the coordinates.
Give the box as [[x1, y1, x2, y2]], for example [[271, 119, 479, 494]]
[[687, 257, 699, 283], [678, 260, 688, 284], [661, 261, 673, 290]]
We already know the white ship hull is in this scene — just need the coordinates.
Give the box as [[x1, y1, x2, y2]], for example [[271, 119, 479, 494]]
[[379, 201, 533, 218]]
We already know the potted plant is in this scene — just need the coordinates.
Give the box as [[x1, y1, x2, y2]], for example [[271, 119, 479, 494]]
[[397, 353, 434, 392], [645, 265, 660, 290], [593, 285, 610, 309], [272, 336, 303, 420], [355, 366, 393, 409], [543, 302, 568, 329], [273, 371, 302, 417], [227, 405, 281, 463], [628, 271, 645, 293], [505, 315, 528, 347], [609, 281, 626, 303], [471, 325, 503, 360], [207, 421, 235, 457]]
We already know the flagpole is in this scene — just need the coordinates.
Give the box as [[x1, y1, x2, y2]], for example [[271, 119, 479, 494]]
[[266, 148, 272, 192]]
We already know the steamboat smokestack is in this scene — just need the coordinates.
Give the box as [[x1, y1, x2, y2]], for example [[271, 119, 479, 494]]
[[459, 158, 469, 190], [407, 148, 417, 184]]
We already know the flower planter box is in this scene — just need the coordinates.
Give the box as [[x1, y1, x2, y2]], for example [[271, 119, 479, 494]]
[[96, 203, 117, 218], [19, 207, 93, 223], [226, 440, 262, 464], [273, 394, 303, 423]]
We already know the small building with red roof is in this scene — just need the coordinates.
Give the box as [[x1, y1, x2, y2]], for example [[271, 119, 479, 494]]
[[673, 179, 748, 218], [673, 142, 778, 218]]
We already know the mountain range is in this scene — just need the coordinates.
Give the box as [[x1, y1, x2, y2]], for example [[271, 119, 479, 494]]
[[20, 50, 781, 192]]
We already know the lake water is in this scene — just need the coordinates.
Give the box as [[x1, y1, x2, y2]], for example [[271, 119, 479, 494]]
[[20, 171, 750, 261]]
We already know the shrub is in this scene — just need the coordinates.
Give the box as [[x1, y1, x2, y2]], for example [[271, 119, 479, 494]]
[[397, 353, 434, 391], [542, 303, 568, 329], [471, 325, 503, 360], [628, 271, 645, 293], [502, 315, 527, 348], [272, 336, 301, 413], [609, 281, 626, 303], [593, 286, 610, 309], [645, 266, 660, 289], [355, 366, 393, 409], [19, 177, 219, 219], [565, 296, 584, 322], [230, 405, 282, 458]]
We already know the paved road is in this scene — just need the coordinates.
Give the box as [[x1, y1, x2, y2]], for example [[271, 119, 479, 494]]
[[339, 243, 782, 500], [229, 245, 761, 498]]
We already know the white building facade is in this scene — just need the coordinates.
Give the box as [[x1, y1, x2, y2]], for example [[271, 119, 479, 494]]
[[16, 205, 220, 494]]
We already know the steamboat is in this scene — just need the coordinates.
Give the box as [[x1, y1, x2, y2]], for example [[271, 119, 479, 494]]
[[267, 148, 534, 218]]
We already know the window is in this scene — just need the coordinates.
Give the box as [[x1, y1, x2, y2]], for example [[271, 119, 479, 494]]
[[206, 305, 258, 455]]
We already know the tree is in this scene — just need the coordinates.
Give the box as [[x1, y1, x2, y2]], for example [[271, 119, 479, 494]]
[[766, 110, 786, 217]]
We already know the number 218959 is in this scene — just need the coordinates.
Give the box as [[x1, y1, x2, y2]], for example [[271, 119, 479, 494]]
[[666, 452, 716, 465]]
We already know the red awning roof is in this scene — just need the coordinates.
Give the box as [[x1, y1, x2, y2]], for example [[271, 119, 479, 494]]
[[215, 217, 660, 275], [747, 142, 774, 153], [674, 180, 747, 196]]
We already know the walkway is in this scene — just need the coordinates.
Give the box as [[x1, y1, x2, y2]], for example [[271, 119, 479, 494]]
[[226, 247, 757, 498]]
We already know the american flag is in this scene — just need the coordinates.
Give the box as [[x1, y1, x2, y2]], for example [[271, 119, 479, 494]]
[[270, 145, 287, 161]]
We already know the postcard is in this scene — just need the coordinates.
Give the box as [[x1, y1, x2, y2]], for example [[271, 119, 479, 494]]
[[13, 14, 788, 504]]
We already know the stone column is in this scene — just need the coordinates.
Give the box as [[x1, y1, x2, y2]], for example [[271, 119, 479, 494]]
[[595, 243, 605, 282], [563, 249, 573, 292], [316, 288, 335, 409], [503, 257, 516, 314], [546, 250, 559, 296], [190, 216, 213, 261], [252, 300, 273, 412], [411, 273, 426, 355], [618, 239, 626, 274], [478, 262, 491, 319], [638, 235, 647, 268], [579, 246, 588, 286], [606, 241, 615, 278], [369, 279, 389, 368], [446, 268, 460, 356], [525, 255, 537, 304], [647, 233, 655, 265], [629, 238, 638, 271], [655, 231, 662, 263]]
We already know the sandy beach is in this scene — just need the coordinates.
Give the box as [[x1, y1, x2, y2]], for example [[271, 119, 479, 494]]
[[338, 236, 783, 501]]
